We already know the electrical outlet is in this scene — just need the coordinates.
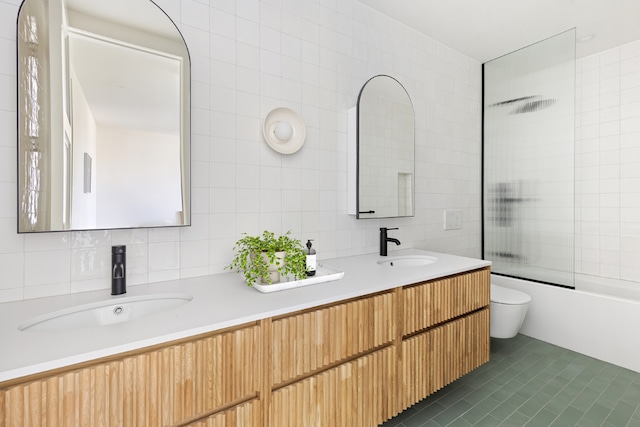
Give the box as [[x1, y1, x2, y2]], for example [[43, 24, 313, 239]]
[[444, 210, 462, 230]]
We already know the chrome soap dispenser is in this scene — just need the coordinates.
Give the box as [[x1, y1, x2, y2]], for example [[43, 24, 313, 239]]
[[111, 245, 126, 295]]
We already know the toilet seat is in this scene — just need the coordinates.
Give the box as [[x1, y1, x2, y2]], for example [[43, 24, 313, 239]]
[[491, 284, 531, 305]]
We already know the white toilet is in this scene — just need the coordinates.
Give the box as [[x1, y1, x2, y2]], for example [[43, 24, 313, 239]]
[[490, 284, 531, 339]]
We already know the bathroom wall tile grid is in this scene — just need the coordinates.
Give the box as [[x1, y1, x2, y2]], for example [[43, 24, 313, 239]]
[[0, 0, 481, 302], [5, 0, 640, 301], [575, 39, 640, 283]]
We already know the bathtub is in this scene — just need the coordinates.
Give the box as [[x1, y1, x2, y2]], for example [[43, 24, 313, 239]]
[[491, 274, 640, 373]]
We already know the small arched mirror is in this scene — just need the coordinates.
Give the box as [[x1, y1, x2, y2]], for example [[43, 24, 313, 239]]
[[355, 75, 415, 219], [17, 0, 190, 232]]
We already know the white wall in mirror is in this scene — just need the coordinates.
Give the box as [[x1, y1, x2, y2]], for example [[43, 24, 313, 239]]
[[70, 72, 97, 229], [69, 31, 184, 229], [16, 0, 190, 232], [97, 127, 182, 228]]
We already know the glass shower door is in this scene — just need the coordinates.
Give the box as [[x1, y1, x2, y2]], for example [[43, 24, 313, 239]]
[[483, 30, 575, 287]]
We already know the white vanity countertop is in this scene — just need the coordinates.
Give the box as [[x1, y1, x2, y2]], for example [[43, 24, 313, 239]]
[[0, 249, 490, 383]]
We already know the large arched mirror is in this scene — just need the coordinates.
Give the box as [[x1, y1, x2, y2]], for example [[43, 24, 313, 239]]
[[17, 0, 190, 232], [355, 75, 415, 219]]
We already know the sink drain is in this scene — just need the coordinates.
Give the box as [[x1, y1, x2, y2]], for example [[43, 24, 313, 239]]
[[113, 306, 124, 315]]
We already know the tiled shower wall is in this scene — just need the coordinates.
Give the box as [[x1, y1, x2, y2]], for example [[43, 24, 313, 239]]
[[575, 39, 640, 284], [0, 0, 482, 302]]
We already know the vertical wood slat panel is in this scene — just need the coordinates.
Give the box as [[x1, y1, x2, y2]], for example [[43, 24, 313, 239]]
[[271, 292, 396, 386], [270, 346, 397, 427], [402, 267, 490, 335], [400, 308, 490, 411], [188, 399, 261, 427], [0, 324, 261, 427]]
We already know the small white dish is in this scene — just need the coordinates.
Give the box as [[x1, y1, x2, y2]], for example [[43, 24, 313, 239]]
[[252, 264, 344, 293]]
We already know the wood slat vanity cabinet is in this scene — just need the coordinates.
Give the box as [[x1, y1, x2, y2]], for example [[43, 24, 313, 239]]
[[399, 267, 491, 412], [0, 266, 490, 427], [0, 323, 263, 427], [267, 291, 398, 426], [265, 267, 491, 426]]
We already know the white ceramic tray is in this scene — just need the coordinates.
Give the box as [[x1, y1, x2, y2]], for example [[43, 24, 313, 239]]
[[252, 263, 345, 293]]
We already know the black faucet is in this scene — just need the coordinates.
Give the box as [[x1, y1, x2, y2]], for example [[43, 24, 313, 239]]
[[380, 227, 401, 256], [111, 245, 126, 295]]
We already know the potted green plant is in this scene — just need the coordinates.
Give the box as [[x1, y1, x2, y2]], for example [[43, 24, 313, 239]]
[[226, 230, 307, 286]]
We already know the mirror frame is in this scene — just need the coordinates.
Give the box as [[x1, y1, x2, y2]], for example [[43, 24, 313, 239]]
[[16, 0, 191, 233], [356, 74, 415, 219]]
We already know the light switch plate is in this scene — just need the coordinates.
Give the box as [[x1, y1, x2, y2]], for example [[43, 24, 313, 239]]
[[444, 210, 462, 230]]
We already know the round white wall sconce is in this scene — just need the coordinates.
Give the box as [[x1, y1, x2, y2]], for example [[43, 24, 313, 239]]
[[262, 107, 306, 154]]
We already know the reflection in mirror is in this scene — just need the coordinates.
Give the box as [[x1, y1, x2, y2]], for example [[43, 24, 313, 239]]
[[357, 75, 415, 219], [17, 0, 190, 232]]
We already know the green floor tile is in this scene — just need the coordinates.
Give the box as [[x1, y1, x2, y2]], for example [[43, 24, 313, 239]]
[[612, 374, 633, 389], [540, 381, 564, 398], [464, 383, 501, 405], [629, 411, 640, 426], [412, 401, 446, 420], [490, 394, 528, 419], [604, 400, 635, 426], [599, 389, 624, 410], [570, 387, 601, 411], [516, 377, 548, 398], [432, 399, 473, 426], [445, 417, 473, 427], [518, 392, 554, 418], [383, 406, 418, 425], [523, 408, 557, 427], [402, 410, 440, 427], [621, 383, 640, 405], [577, 402, 611, 427], [436, 384, 475, 407], [550, 406, 583, 426], [545, 389, 578, 414], [411, 397, 439, 413], [461, 396, 501, 424], [474, 414, 502, 427], [500, 410, 530, 426], [588, 375, 612, 392], [491, 384, 519, 402]]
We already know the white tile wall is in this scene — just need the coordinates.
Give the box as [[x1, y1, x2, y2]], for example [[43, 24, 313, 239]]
[[0, 0, 482, 303], [576, 39, 640, 284]]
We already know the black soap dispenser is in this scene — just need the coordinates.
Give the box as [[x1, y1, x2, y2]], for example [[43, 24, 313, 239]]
[[305, 240, 317, 276]]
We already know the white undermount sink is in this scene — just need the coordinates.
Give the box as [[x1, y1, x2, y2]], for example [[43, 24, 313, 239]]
[[18, 293, 193, 332], [377, 255, 438, 268]]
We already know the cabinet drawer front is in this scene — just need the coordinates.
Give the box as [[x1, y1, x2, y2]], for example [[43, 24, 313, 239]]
[[271, 346, 397, 427], [0, 324, 261, 427], [271, 292, 396, 385], [403, 268, 490, 335], [400, 308, 490, 410]]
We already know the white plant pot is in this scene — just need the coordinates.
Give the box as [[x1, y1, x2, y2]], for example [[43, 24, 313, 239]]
[[253, 251, 286, 284]]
